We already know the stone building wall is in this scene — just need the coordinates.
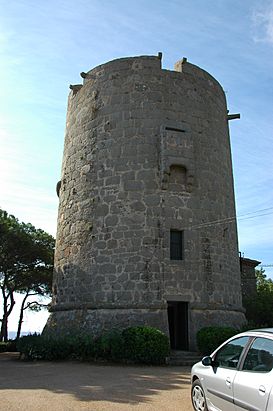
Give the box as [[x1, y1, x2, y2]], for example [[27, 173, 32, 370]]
[[240, 257, 260, 299], [45, 55, 245, 350]]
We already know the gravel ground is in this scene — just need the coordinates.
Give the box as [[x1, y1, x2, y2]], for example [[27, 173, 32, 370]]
[[0, 352, 193, 411]]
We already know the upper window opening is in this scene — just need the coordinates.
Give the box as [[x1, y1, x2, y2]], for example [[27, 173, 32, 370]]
[[170, 230, 184, 260]]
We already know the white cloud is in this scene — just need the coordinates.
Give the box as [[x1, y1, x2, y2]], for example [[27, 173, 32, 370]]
[[252, 1, 273, 44]]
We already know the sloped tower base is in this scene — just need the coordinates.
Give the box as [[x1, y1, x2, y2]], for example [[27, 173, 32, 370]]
[[44, 308, 169, 337], [44, 305, 245, 350]]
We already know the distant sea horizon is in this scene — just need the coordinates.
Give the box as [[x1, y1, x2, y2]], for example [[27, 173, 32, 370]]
[[8, 330, 41, 340]]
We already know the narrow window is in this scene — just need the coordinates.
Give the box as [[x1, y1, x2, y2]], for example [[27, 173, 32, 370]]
[[165, 126, 186, 133], [170, 230, 184, 260]]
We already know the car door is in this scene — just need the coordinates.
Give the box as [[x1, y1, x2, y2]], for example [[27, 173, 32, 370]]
[[203, 336, 249, 411], [233, 337, 273, 411]]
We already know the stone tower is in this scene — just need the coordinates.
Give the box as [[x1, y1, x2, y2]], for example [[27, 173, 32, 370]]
[[45, 54, 245, 350]]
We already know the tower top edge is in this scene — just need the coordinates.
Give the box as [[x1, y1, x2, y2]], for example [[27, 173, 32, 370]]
[[78, 54, 225, 97], [173, 58, 225, 94], [85, 55, 162, 76]]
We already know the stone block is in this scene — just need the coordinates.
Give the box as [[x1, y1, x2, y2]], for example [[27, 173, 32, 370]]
[[105, 176, 120, 186], [130, 201, 146, 212], [123, 180, 144, 191], [99, 264, 116, 274], [105, 215, 119, 227], [94, 204, 109, 217]]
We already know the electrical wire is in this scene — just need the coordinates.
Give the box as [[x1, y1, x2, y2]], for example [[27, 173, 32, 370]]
[[237, 206, 273, 217], [188, 207, 273, 230]]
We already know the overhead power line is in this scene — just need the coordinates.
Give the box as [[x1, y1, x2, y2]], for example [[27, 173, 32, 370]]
[[188, 207, 273, 230], [238, 207, 273, 217], [238, 210, 273, 222]]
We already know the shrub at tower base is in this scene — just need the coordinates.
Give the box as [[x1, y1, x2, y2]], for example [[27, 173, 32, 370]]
[[17, 326, 170, 365], [196, 326, 237, 355]]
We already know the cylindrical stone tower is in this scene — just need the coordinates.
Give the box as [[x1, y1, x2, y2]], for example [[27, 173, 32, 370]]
[[45, 54, 245, 350]]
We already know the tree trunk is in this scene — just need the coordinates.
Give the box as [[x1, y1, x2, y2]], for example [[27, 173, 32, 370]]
[[0, 288, 15, 342], [0, 287, 8, 342], [0, 315, 8, 342], [16, 293, 29, 340]]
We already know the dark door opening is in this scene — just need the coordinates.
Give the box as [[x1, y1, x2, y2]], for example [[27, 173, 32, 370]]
[[167, 301, 189, 350]]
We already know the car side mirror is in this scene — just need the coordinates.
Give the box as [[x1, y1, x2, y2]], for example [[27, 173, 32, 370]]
[[202, 356, 213, 366]]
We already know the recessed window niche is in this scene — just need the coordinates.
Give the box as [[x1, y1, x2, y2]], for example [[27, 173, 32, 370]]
[[169, 165, 187, 192]]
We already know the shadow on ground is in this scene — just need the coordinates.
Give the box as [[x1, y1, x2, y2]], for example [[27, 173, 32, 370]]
[[0, 353, 191, 405]]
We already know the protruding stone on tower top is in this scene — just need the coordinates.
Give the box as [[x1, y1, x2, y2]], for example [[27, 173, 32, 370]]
[[69, 84, 82, 95], [174, 57, 188, 72]]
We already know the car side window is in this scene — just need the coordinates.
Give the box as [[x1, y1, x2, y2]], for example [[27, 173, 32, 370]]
[[242, 337, 273, 373], [214, 337, 249, 369]]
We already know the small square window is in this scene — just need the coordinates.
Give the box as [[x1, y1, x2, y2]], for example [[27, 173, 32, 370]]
[[170, 230, 184, 260]]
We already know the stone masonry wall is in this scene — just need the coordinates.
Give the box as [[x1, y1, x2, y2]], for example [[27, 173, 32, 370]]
[[45, 55, 245, 349]]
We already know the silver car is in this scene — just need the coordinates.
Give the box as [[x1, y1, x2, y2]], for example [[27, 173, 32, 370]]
[[191, 328, 273, 411]]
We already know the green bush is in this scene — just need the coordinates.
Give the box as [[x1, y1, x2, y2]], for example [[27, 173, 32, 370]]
[[16, 334, 75, 360], [95, 330, 124, 362], [17, 333, 108, 361], [16, 334, 43, 359], [0, 342, 8, 353], [7, 339, 17, 351], [16, 326, 170, 365], [0, 340, 17, 352], [72, 334, 96, 360], [122, 326, 170, 365], [197, 326, 237, 355], [41, 336, 75, 360]]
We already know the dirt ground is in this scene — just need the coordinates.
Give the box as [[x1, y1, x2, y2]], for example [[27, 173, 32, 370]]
[[0, 352, 193, 411]]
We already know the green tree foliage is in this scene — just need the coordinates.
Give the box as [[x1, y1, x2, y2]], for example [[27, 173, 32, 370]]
[[244, 268, 273, 327], [0, 209, 55, 341], [256, 268, 273, 293]]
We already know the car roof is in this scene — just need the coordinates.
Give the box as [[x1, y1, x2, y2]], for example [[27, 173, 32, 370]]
[[247, 328, 273, 335], [239, 328, 273, 339]]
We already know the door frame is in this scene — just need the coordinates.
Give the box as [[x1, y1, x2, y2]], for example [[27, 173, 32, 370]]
[[167, 300, 189, 350]]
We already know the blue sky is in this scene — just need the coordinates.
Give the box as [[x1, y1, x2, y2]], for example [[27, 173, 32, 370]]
[[0, 0, 272, 333]]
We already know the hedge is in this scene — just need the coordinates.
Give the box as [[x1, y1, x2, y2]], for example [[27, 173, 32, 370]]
[[122, 326, 170, 365], [16, 326, 170, 365], [0, 340, 18, 353]]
